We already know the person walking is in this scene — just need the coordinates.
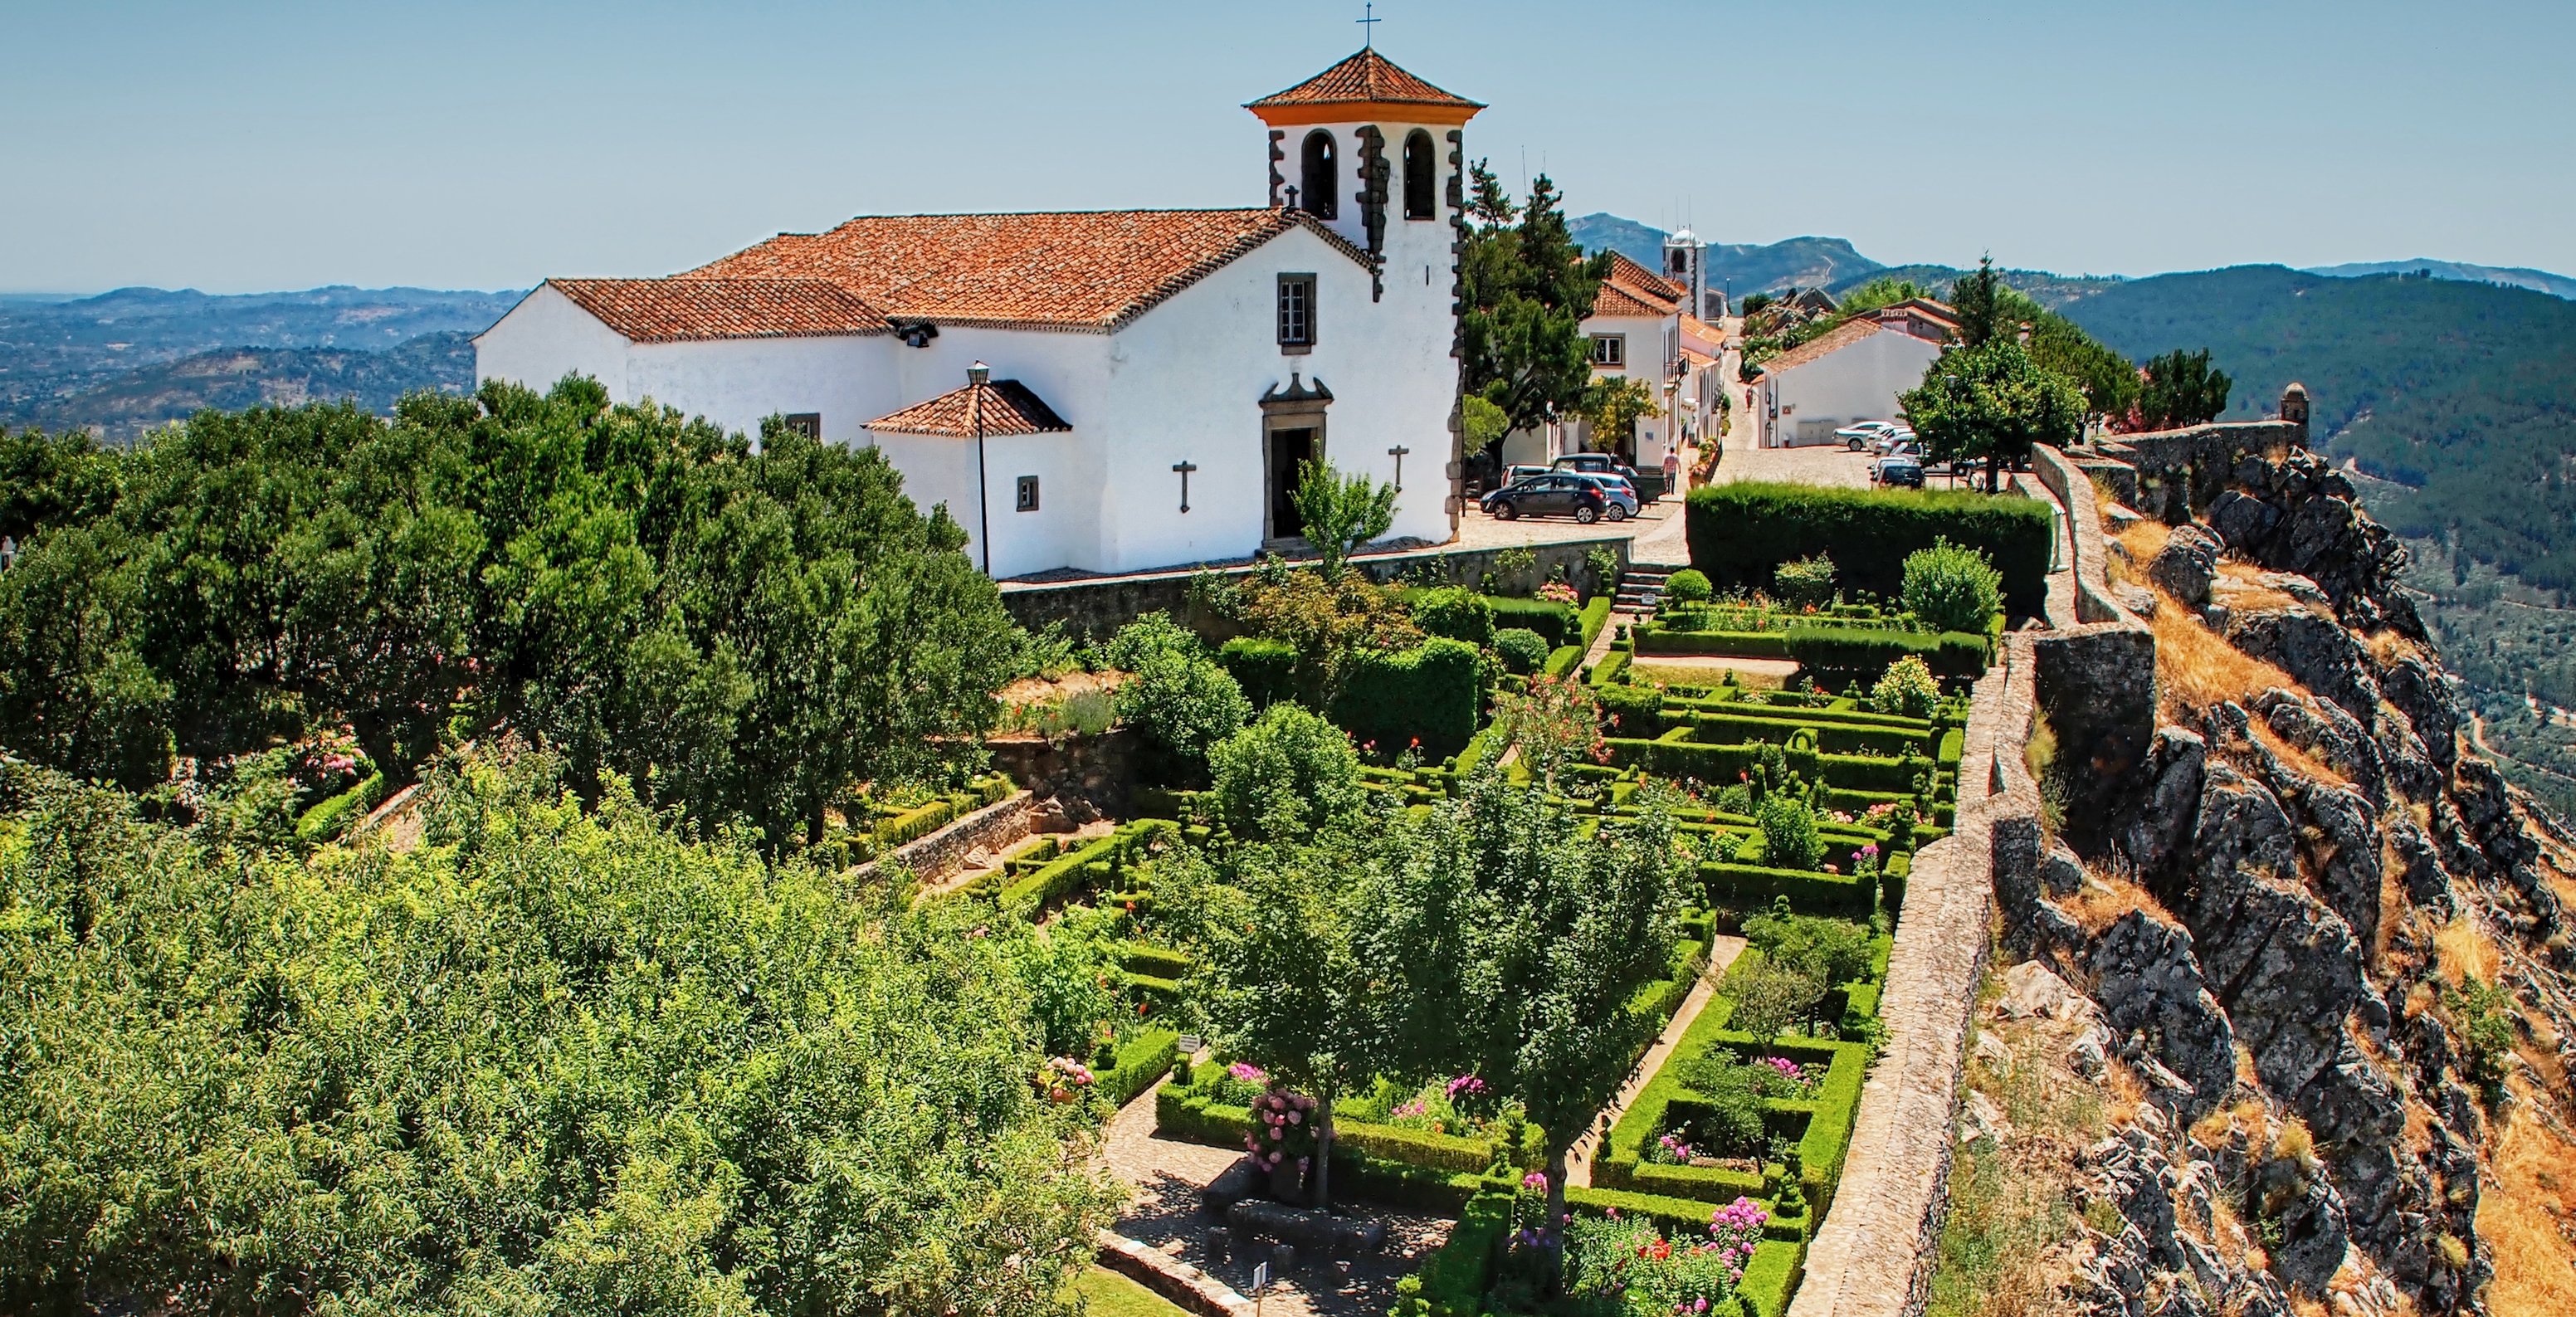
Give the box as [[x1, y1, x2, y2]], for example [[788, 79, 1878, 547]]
[[1662, 446, 1683, 497]]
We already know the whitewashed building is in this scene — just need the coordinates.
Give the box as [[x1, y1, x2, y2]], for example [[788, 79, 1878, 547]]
[[1518, 237, 1728, 476], [475, 50, 1481, 579], [1749, 319, 1944, 447]]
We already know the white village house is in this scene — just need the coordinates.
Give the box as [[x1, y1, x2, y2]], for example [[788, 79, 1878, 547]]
[[476, 50, 1481, 579], [1749, 311, 1949, 448], [1505, 235, 1726, 477]]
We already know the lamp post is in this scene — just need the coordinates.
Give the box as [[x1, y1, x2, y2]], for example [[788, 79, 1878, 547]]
[[969, 360, 993, 575]]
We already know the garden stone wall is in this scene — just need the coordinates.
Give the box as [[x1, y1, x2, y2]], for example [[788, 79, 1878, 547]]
[[2028, 446, 2159, 857], [847, 791, 1036, 887], [999, 537, 1631, 641], [1789, 634, 2049, 1317], [2084, 420, 2301, 526], [985, 729, 1135, 821]]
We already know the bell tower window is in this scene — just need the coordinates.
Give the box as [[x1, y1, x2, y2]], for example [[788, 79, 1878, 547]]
[[1300, 131, 1339, 220], [1402, 130, 1435, 220]]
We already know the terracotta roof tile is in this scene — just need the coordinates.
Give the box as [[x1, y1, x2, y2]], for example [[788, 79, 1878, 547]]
[[688, 208, 1370, 332], [1247, 49, 1483, 114], [1603, 251, 1682, 302], [1591, 280, 1675, 319], [865, 379, 1072, 437], [1752, 319, 1884, 375], [550, 277, 890, 342]]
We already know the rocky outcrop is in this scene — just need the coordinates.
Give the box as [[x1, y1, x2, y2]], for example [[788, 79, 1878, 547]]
[[1994, 443, 2576, 1315]]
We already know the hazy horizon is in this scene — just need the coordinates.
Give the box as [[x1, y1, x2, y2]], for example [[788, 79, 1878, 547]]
[[7, 0, 2570, 294]]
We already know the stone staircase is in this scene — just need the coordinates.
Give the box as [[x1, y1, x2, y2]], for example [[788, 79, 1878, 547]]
[[1612, 563, 1681, 622]]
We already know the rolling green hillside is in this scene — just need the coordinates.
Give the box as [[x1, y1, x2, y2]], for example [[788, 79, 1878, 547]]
[[2059, 266, 2576, 595]]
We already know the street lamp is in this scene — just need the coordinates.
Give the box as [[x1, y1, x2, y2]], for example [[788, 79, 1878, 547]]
[[969, 360, 992, 575]]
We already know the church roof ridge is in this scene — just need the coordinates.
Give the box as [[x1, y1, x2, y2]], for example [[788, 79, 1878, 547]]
[[1247, 48, 1482, 124], [685, 207, 1373, 334], [546, 276, 890, 343]]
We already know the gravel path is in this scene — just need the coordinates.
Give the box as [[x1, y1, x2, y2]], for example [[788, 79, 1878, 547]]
[[1098, 1082, 1456, 1317]]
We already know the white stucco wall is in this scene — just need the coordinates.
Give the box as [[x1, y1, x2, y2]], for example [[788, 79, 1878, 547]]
[[627, 336, 898, 446], [1760, 329, 1943, 447], [474, 285, 631, 399], [871, 427, 1100, 580]]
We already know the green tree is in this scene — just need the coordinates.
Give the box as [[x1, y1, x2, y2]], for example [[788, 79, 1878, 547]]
[[1435, 771, 1690, 1256], [1461, 165, 1612, 446], [1900, 340, 2086, 492], [2026, 313, 2138, 423], [0, 751, 1122, 1316], [1490, 674, 1604, 789], [1903, 538, 2005, 633], [1289, 458, 1398, 584], [2135, 348, 2233, 431], [1207, 702, 1365, 841], [1949, 255, 2005, 349], [1577, 376, 1661, 453], [1113, 623, 1251, 788], [1461, 395, 1511, 454]]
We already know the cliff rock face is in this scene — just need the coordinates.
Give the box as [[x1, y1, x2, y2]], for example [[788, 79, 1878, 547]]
[[2006, 451, 2576, 1316]]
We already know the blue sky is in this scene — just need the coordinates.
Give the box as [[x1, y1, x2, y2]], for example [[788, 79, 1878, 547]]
[[4, 0, 2570, 294]]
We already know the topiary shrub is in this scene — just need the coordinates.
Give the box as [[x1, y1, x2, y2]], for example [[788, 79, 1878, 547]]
[[1757, 794, 1824, 871], [1772, 554, 1837, 609], [1901, 538, 2004, 635], [1664, 568, 1713, 604], [1410, 587, 1495, 648], [1870, 654, 1941, 719], [1217, 637, 1297, 708], [1328, 637, 1483, 758], [1494, 627, 1550, 676]]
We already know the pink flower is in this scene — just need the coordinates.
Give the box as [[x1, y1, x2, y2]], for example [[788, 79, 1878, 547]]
[[1287, 1110, 1301, 1124]]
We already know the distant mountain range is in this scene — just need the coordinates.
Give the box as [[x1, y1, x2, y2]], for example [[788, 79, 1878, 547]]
[[1568, 213, 2576, 308], [2302, 259, 2576, 301], [0, 285, 519, 430], [6, 331, 477, 441]]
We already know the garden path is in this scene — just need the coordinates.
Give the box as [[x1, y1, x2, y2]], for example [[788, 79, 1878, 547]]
[[1098, 1074, 1456, 1317], [1567, 934, 1748, 1188]]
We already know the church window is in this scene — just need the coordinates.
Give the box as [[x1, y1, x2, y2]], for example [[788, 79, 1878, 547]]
[[1300, 131, 1338, 220], [783, 412, 822, 439], [1591, 334, 1623, 367], [1277, 274, 1316, 353], [1016, 476, 1040, 512], [1403, 130, 1435, 220]]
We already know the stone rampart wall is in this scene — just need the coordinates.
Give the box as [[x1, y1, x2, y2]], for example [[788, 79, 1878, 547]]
[[848, 791, 1036, 887], [1790, 637, 2042, 1317], [999, 537, 1631, 641], [2090, 421, 2300, 525]]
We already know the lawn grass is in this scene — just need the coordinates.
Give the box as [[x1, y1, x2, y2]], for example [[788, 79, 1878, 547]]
[[1069, 1265, 1193, 1317]]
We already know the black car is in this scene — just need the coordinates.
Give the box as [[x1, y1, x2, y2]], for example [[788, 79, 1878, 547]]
[[1874, 456, 1925, 488], [1551, 452, 1653, 500], [1481, 474, 1609, 524]]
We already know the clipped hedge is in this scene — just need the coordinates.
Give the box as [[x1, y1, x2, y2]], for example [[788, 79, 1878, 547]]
[[295, 772, 387, 842], [1684, 481, 2052, 618], [1541, 644, 1585, 680], [1782, 627, 1992, 680], [1578, 596, 1614, 649], [1099, 1030, 1181, 1107], [1634, 629, 1792, 659], [1696, 862, 1876, 918], [1217, 637, 1298, 708], [1589, 649, 1632, 687], [1416, 1192, 1511, 1317], [1486, 596, 1578, 648], [1330, 637, 1482, 758]]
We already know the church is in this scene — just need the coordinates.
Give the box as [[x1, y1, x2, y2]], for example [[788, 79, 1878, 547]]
[[474, 49, 1481, 579]]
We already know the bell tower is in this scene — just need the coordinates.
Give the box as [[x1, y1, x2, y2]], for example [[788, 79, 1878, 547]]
[[1246, 48, 1484, 297], [1664, 227, 1710, 322]]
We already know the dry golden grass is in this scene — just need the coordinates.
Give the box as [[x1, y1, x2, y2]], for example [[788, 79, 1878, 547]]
[[2374, 838, 2414, 970], [2481, 1092, 2576, 1317], [2068, 867, 2169, 934], [2112, 518, 2173, 569], [2432, 915, 2500, 987], [2147, 587, 2305, 719], [2249, 719, 2351, 788], [2364, 628, 2426, 667]]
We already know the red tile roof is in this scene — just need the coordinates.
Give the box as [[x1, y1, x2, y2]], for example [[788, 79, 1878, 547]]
[[688, 208, 1371, 332], [1590, 280, 1674, 320], [549, 277, 890, 343], [865, 379, 1072, 437], [1752, 319, 1884, 375], [1604, 252, 1682, 302], [1247, 49, 1484, 122]]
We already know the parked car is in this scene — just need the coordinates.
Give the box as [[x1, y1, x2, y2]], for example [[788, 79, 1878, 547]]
[[1869, 428, 1918, 455], [1505, 464, 1554, 486], [1481, 473, 1611, 523], [1872, 456, 1925, 488], [1837, 421, 1899, 451], [1563, 472, 1639, 521]]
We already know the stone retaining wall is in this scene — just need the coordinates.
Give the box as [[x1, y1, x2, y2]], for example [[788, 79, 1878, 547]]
[[1790, 636, 2044, 1317], [847, 791, 1035, 887], [1000, 537, 1631, 641], [2088, 420, 2301, 525]]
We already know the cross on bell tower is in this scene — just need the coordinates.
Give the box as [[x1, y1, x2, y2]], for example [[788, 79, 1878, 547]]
[[1356, 2, 1380, 47]]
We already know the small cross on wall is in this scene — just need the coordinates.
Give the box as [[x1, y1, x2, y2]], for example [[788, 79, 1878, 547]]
[[1172, 461, 1198, 513], [1387, 444, 1410, 492]]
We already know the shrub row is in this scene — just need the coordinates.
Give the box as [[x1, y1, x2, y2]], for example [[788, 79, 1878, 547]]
[[1781, 628, 1991, 680], [1216, 637, 1297, 707], [1486, 596, 1578, 648], [1542, 644, 1585, 680], [1696, 861, 1877, 917], [295, 771, 388, 842], [1330, 637, 1483, 758], [1578, 595, 1614, 650], [1099, 1030, 1181, 1107], [1683, 480, 2052, 617], [1154, 1082, 1501, 1174], [1634, 628, 1790, 659]]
